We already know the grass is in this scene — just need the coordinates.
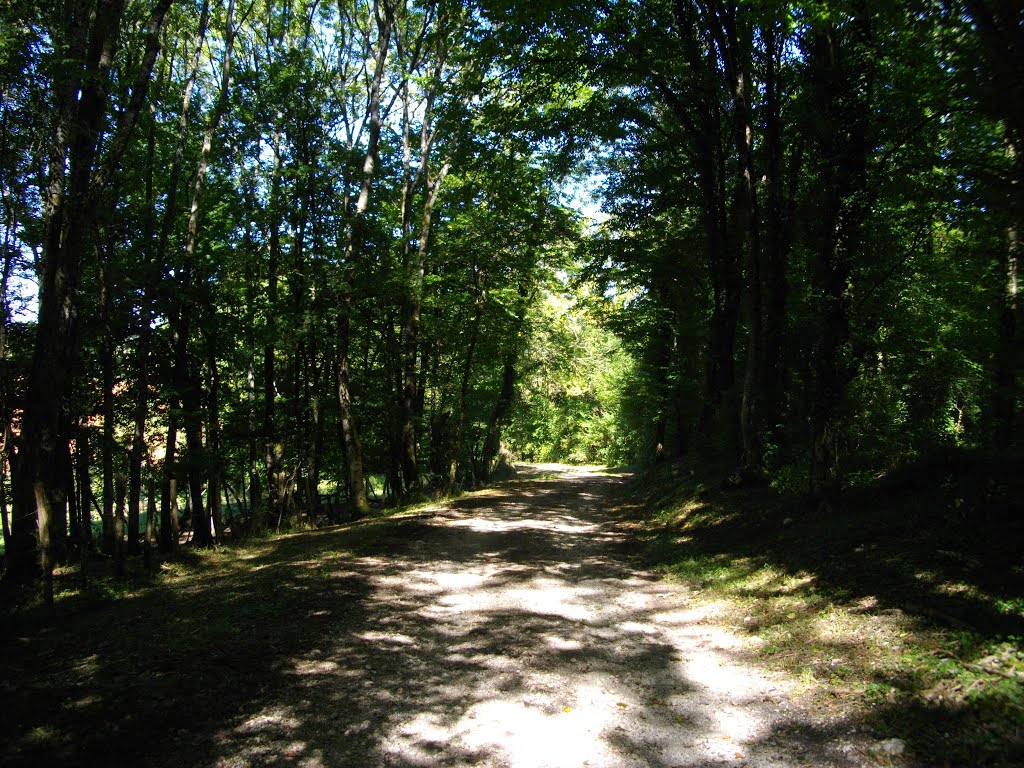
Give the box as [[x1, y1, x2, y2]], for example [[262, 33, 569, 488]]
[[616, 452, 1024, 766]]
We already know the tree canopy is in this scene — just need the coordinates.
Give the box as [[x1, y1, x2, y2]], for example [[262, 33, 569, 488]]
[[0, 0, 1020, 598]]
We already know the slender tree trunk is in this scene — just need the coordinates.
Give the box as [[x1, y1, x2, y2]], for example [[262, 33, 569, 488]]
[[993, 212, 1019, 450], [651, 312, 675, 462], [160, 411, 180, 553], [0, 190, 16, 558], [448, 294, 481, 493], [64, 447, 86, 587], [397, 83, 418, 497], [806, 13, 874, 501], [761, 21, 794, 441], [263, 118, 285, 530], [114, 474, 126, 580], [206, 323, 224, 543], [691, 46, 738, 450], [714, 6, 765, 475], [244, 248, 263, 533], [481, 353, 517, 482], [177, 0, 236, 548], [100, 234, 116, 556], [127, 83, 163, 557], [144, 475, 157, 571], [1, 457, 10, 557], [153, 0, 209, 553], [337, 1, 392, 517], [74, 424, 92, 586]]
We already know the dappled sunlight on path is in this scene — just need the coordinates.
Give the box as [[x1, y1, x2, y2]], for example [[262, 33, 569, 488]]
[[209, 466, 863, 768]]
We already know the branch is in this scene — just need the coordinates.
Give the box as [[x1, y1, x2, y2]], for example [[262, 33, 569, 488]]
[[91, 0, 175, 198]]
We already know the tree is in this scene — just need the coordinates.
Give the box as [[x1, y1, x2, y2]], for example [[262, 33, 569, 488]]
[[5, 0, 173, 600]]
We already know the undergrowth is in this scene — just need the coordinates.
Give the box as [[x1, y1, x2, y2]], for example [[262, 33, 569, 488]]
[[620, 453, 1024, 767]]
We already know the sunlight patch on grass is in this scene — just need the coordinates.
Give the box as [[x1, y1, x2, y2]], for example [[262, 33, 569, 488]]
[[627, 465, 1024, 765]]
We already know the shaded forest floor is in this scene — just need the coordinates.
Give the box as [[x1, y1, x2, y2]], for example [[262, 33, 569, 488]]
[[622, 453, 1024, 767], [1, 461, 1022, 767]]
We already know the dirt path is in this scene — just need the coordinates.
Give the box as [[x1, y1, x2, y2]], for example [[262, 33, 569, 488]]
[[3, 465, 874, 768], [207, 465, 866, 768]]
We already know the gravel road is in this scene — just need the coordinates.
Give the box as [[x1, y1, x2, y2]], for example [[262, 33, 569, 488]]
[[211, 464, 871, 768]]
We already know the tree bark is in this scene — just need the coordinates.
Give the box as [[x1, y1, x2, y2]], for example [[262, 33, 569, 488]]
[[806, 11, 875, 501], [5, 0, 172, 597], [100, 232, 117, 556], [154, 0, 209, 553], [711, 1, 764, 475], [337, 0, 392, 517], [206, 323, 224, 543], [760, 20, 793, 440], [994, 198, 1020, 450], [481, 353, 517, 482], [127, 96, 160, 557], [262, 116, 285, 531], [177, 0, 237, 548], [113, 474, 126, 580], [446, 267, 484, 494]]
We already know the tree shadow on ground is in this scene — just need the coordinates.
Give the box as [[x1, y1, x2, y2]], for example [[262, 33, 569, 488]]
[[623, 454, 1024, 767], [1, 467, 883, 768]]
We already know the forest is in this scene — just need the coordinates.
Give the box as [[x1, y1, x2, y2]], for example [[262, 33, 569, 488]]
[[1, 0, 1023, 765], [0, 0, 1020, 600]]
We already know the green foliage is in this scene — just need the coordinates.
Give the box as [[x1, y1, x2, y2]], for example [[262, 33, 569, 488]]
[[506, 286, 643, 465]]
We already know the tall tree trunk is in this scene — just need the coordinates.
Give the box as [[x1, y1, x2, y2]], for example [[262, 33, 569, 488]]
[[74, 423, 92, 586], [160, 408, 180, 553], [806, 12, 874, 501], [100, 233, 117, 556], [127, 78, 164, 557], [3, 0, 172, 598], [994, 201, 1019, 450], [113, 474, 126, 580], [397, 82, 418, 497], [337, 0, 392, 517], [244, 241, 263, 533], [711, 2, 764, 475], [0, 454, 10, 559], [401, 155, 451, 491], [205, 322, 224, 543], [154, 0, 209, 553], [0, 195, 16, 557], [481, 353, 517, 482], [760, 19, 796, 447], [263, 118, 285, 531], [445, 267, 484, 494], [182, 375, 209, 546], [144, 475, 157, 571], [480, 283, 528, 481], [651, 309, 675, 462], [958, 2, 1022, 447], [177, 0, 237, 549]]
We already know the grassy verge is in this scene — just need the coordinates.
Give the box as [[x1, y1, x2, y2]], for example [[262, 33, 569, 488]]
[[616, 455, 1024, 767]]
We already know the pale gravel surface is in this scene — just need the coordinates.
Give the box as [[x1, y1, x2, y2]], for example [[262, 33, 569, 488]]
[[212, 465, 877, 768]]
